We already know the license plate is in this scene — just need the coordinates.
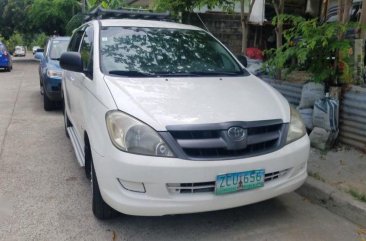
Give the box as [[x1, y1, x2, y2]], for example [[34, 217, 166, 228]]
[[215, 169, 265, 195]]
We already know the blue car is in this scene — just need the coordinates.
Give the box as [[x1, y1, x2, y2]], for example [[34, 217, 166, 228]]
[[35, 36, 70, 111], [0, 43, 13, 72]]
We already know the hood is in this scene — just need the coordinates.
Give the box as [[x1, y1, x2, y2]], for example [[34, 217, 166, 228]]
[[104, 75, 290, 131], [47, 58, 61, 69]]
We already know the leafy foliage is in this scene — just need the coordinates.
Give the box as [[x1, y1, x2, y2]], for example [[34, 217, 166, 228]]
[[28, 0, 80, 36], [65, 13, 84, 36], [1, 0, 32, 38], [87, 0, 127, 10], [153, 0, 232, 12], [30, 33, 49, 48], [265, 15, 354, 84], [1, 32, 24, 51], [0, 32, 48, 51]]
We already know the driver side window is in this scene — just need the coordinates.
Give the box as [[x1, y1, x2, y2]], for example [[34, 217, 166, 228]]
[[80, 26, 94, 77]]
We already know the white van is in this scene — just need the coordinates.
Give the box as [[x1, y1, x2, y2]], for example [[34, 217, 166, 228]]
[[60, 10, 310, 219]]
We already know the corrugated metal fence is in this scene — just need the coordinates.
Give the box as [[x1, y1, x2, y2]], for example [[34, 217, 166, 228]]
[[262, 77, 366, 151], [339, 86, 366, 151], [262, 77, 303, 106]]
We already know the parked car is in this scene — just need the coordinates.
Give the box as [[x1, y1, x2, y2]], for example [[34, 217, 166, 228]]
[[0, 43, 12, 72], [60, 10, 310, 220], [13, 46, 26, 57], [32, 46, 41, 55], [35, 36, 70, 111]]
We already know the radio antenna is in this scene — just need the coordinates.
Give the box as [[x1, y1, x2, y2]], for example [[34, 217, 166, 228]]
[[195, 12, 210, 33]]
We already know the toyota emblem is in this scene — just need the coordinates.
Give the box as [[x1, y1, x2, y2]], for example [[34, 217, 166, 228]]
[[227, 127, 246, 141]]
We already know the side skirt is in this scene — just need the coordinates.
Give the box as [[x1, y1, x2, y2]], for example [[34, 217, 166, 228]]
[[67, 126, 85, 167]]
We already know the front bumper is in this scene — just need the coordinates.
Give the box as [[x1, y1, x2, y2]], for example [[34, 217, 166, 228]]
[[92, 135, 310, 216], [44, 77, 62, 101]]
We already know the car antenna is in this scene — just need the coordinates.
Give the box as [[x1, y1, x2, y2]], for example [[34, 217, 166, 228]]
[[195, 12, 210, 33]]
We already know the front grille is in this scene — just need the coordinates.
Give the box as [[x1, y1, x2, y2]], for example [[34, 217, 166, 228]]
[[167, 182, 216, 194], [167, 169, 289, 194], [183, 139, 278, 159], [163, 120, 286, 160]]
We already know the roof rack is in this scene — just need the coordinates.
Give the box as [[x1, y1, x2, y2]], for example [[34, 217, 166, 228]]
[[84, 6, 172, 22]]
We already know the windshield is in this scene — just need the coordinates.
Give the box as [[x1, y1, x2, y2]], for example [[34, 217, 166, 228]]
[[100, 27, 248, 77], [49, 40, 69, 60]]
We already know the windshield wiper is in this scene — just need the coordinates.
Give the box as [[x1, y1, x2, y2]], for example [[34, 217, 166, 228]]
[[153, 72, 201, 77], [50, 58, 60, 61], [187, 71, 243, 76], [108, 70, 155, 77]]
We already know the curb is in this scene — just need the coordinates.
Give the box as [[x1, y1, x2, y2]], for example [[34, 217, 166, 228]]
[[296, 177, 366, 227]]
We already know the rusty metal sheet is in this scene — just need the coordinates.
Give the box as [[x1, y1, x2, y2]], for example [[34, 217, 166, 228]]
[[339, 86, 366, 151], [261, 77, 304, 106]]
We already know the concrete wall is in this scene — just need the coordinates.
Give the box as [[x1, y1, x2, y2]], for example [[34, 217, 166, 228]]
[[183, 12, 243, 54]]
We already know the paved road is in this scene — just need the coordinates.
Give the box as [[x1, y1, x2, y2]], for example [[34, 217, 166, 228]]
[[0, 55, 364, 241]]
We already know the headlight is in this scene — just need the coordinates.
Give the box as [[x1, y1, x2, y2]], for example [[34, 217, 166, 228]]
[[286, 106, 306, 144], [47, 69, 63, 78], [105, 111, 174, 157]]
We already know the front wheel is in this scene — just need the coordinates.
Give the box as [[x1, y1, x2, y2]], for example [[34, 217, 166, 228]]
[[43, 87, 55, 111], [91, 160, 119, 219], [40, 79, 44, 95], [63, 103, 71, 138]]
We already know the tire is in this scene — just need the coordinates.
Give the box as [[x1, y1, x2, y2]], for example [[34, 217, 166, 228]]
[[63, 107, 71, 139], [40, 79, 44, 95], [91, 157, 119, 219], [63, 91, 71, 138], [84, 143, 91, 179], [43, 88, 55, 111]]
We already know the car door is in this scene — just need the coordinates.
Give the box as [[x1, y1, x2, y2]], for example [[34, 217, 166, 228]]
[[64, 27, 85, 142], [70, 25, 94, 143]]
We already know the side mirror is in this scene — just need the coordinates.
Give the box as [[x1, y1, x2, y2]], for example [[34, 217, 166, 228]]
[[34, 52, 44, 61], [60, 52, 83, 73], [237, 55, 248, 68]]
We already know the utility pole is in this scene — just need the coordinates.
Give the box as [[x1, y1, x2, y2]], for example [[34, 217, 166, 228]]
[[321, 0, 329, 22], [82, 0, 86, 13], [360, 0, 366, 39], [272, 0, 284, 49]]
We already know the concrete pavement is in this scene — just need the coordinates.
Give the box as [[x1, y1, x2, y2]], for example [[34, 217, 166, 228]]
[[297, 147, 366, 227], [0, 55, 364, 241]]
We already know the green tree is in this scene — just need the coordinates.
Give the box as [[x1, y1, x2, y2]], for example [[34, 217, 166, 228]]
[[1, 0, 32, 38], [154, 0, 230, 12], [28, 0, 80, 35], [265, 15, 353, 84], [30, 33, 49, 48], [4, 32, 25, 51], [65, 0, 127, 35], [87, 0, 126, 10]]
